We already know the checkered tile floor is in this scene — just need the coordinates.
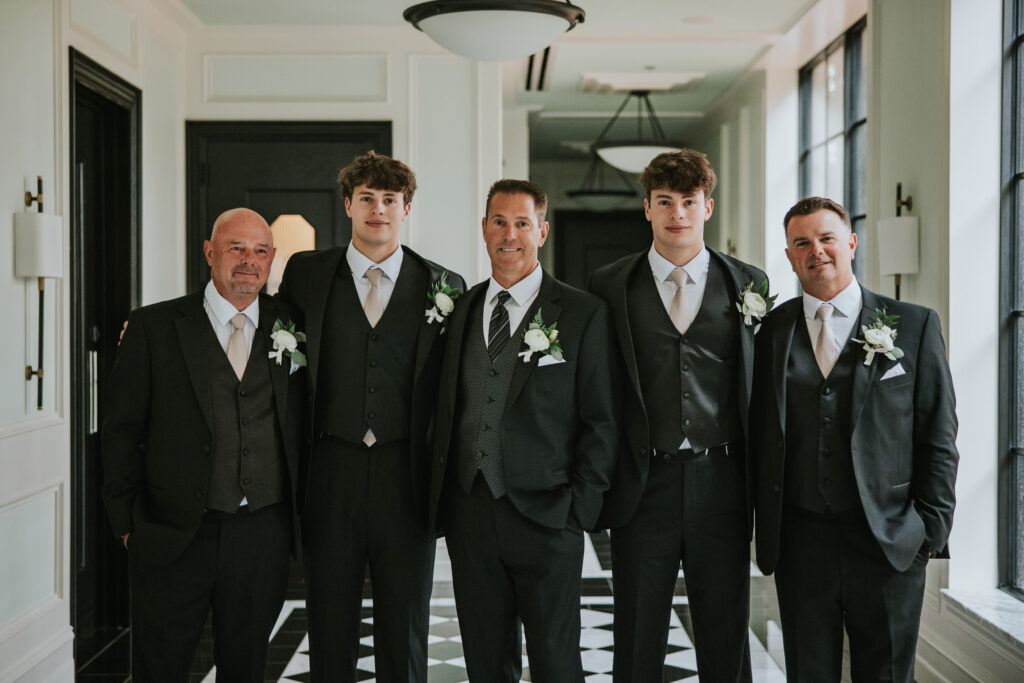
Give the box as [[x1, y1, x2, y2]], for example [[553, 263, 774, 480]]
[[191, 532, 784, 683]]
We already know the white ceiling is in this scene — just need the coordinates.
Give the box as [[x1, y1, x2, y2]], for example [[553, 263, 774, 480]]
[[179, 0, 819, 159]]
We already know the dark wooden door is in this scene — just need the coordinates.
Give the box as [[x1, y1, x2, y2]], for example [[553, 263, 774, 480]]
[[186, 121, 391, 293], [69, 47, 139, 670], [552, 209, 652, 289]]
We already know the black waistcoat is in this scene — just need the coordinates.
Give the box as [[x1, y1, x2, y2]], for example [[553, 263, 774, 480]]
[[454, 293, 528, 497], [629, 256, 742, 453], [784, 320, 860, 513], [316, 256, 428, 445], [205, 327, 287, 513]]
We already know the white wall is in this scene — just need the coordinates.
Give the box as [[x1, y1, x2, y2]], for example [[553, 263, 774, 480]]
[[183, 24, 503, 286]]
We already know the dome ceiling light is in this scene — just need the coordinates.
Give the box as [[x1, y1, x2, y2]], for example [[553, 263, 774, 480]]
[[592, 90, 683, 174], [566, 153, 638, 213], [403, 0, 585, 62]]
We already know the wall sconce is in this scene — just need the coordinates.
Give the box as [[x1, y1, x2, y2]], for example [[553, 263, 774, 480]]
[[876, 182, 918, 301], [14, 176, 63, 410]]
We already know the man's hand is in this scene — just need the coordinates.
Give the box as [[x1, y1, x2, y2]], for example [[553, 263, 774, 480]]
[[122, 532, 130, 549], [118, 320, 128, 346]]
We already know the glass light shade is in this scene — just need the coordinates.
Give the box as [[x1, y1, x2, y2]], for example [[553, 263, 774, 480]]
[[877, 216, 919, 276], [14, 212, 63, 278], [595, 143, 681, 175], [417, 10, 571, 61], [268, 214, 316, 295]]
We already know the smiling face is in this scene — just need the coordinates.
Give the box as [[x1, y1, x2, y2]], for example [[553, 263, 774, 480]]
[[785, 209, 858, 301], [345, 183, 411, 260], [482, 192, 549, 288], [204, 208, 275, 310], [644, 187, 713, 266]]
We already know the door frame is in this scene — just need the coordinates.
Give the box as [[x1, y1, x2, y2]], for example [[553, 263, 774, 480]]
[[68, 46, 141, 663]]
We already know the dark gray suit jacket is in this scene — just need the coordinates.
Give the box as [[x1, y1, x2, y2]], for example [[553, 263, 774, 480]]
[[429, 270, 621, 533], [588, 248, 766, 533], [751, 286, 959, 573], [102, 291, 307, 565]]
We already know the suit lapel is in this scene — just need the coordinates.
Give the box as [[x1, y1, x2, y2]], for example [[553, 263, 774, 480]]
[[712, 251, 758, 435], [407, 248, 444, 385], [506, 272, 562, 408], [443, 281, 485, 410], [260, 295, 290, 434], [771, 300, 801, 431], [304, 248, 346, 393], [175, 293, 215, 433], [850, 287, 882, 431], [608, 253, 645, 405]]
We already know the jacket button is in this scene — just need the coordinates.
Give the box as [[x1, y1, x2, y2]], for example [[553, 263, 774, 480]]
[[639, 447, 647, 456], [489, 369, 498, 377], [369, 360, 378, 367], [368, 386, 376, 393]]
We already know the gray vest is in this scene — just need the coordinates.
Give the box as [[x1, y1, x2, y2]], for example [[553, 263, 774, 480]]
[[629, 256, 742, 452], [205, 327, 287, 513], [454, 294, 527, 498], [784, 320, 860, 513]]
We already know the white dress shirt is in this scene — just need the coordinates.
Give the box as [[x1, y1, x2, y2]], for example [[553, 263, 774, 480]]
[[204, 280, 259, 353], [346, 242, 404, 312], [801, 277, 863, 354], [482, 263, 543, 346], [648, 245, 710, 332]]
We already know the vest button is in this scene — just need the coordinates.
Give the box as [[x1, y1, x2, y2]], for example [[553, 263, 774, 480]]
[[241, 418, 248, 426], [368, 411, 375, 419], [823, 386, 831, 395], [489, 369, 498, 377], [683, 418, 691, 426], [370, 333, 378, 341], [368, 386, 376, 393], [239, 389, 247, 397], [681, 364, 690, 372], [683, 392, 691, 399], [823, 478, 832, 487], [370, 360, 378, 367], [242, 478, 251, 486], [242, 448, 249, 457], [822, 417, 832, 426]]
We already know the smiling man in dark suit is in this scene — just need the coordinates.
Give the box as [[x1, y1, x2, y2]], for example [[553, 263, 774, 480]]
[[429, 179, 619, 682], [276, 152, 464, 682], [751, 197, 958, 682], [103, 208, 306, 681], [589, 149, 766, 682]]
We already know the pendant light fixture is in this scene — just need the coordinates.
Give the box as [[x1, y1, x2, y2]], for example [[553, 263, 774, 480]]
[[566, 154, 638, 212], [592, 90, 683, 174], [403, 0, 585, 62]]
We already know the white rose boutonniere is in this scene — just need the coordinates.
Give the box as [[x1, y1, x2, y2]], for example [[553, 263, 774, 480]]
[[268, 318, 307, 367], [518, 309, 563, 363], [425, 271, 463, 326], [853, 308, 904, 366], [736, 279, 777, 326]]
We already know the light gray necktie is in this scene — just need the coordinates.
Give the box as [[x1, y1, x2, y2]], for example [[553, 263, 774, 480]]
[[669, 268, 690, 335], [815, 302, 838, 377], [364, 267, 385, 328], [227, 313, 248, 380], [362, 267, 384, 446]]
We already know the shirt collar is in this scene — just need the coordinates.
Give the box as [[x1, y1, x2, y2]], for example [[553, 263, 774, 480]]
[[346, 242, 404, 282], [802, 276, 862, 320], [648, 244, 709, 284], [486, 262, 543, 306], [204, 280, 260, 328]]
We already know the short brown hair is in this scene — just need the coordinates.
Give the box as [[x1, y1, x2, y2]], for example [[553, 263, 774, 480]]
[[485, 179, 548, 221], [337, 151, 417, 204], [783, 197, 851, 234], [639, 149, 717, 199]]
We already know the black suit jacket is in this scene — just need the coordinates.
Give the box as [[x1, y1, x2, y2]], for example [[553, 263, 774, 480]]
[[429, 270, 621, 532], [101, 291, 307, 565], [751, 286, 959, 573], [277, 244, 465, 526], [588, 248, 766, 532]]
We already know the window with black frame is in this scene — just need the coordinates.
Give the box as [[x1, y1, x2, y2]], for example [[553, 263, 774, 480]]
[[798, 17, 867, 279], [1000, 0, 1024, 600]]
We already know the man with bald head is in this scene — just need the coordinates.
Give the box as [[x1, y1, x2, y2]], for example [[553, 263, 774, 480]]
[[103, 208, 307, 681]]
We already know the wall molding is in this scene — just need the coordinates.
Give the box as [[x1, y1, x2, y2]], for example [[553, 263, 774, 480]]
[[203, 52, 389, 103]]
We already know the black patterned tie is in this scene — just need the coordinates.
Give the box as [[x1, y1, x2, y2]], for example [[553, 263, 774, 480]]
[[488, 290, 512, 362]]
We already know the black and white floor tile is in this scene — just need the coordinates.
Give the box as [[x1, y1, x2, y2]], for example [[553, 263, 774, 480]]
[[191, 533, 786, 683]]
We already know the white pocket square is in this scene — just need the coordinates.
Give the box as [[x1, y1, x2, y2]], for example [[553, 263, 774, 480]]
[[881, 363, 906, 380], [537, 355, 566, 367]]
